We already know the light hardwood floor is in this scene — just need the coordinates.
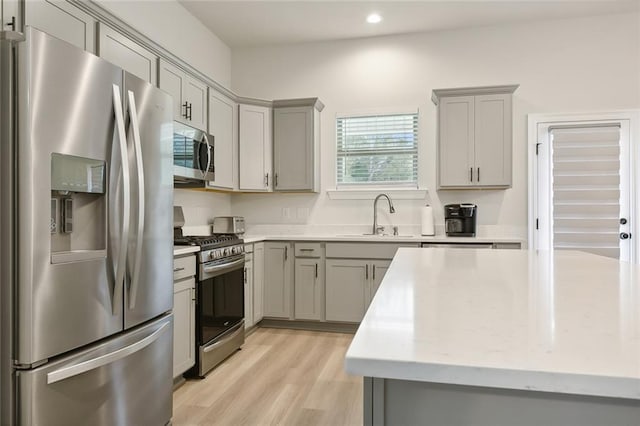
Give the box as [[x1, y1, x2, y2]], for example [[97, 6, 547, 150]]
[[173, 328, 363, 426]]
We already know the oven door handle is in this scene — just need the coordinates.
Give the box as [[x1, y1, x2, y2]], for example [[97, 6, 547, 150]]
[[201, 257, 244, 278]]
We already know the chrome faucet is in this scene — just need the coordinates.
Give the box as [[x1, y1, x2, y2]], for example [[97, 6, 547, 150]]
[[372, 194, 395, 235]]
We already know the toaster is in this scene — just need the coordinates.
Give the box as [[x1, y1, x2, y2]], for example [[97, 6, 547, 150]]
[[212, 216, 245, 235]]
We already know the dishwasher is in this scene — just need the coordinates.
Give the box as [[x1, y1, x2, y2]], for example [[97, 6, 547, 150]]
[[420, 243, 494, 249]]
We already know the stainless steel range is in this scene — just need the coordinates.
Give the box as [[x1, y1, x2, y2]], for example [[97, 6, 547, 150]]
[[175, 231, 245, 378]]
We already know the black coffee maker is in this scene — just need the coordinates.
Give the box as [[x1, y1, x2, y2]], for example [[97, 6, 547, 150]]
[[444, 204, 477, 237]]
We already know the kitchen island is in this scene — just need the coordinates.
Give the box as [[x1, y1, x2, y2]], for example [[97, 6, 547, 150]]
[[345, 248, 640, 425]]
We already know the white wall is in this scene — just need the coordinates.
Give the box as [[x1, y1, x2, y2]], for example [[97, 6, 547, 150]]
[[97, 0, 232, 87], [174, 189, 231, 232], [230, 13, 640, 239]]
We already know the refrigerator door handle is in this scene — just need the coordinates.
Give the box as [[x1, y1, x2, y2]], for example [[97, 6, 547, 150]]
[[126, 90, 145, 310], [46, 321, 170, 385], [203, 132, 212, 178], [112, 84, 130, 315]]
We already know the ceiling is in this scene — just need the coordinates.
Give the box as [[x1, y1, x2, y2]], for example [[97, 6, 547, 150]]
[[178, 0, 639, 48]]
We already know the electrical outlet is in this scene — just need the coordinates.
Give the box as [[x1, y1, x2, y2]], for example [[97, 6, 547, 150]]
[[282, 207, 290, 219], [297, 207, 309, 219]]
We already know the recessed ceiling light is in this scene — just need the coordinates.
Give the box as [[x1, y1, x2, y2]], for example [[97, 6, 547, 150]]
[[366, 13, 382, 24]]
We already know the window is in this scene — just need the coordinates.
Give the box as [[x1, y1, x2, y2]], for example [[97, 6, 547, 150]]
[[336, 113, 418, 187]]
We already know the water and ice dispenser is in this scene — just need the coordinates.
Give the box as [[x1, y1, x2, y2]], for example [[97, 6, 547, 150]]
[[50, 153, 107, 263]]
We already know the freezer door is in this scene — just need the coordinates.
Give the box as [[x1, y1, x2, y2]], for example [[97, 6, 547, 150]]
[[123, 72, 174, 329], [17, 314, 173, 426], [16, 28, 126, 364]]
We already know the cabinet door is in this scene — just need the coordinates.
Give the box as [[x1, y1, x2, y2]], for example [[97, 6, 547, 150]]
[[185, 76, 207, 131], [158, 59, 186, 124], [294, 258, 322, 321], [369, 260, 391, 306], [438, 96, 475, 188], [474, 94, 512, 187], [253, 243, 265, 322], [173, 277, 195, 377], [25, 0, 95, 53], [325, 259, 367, 323], [274, 106, 314, 191], [263, 242, 292, 318], [208, 90, 237, 189], [244, 257, 254, 329], [97, 23, 157, 85], [239, 104, 272, 191]]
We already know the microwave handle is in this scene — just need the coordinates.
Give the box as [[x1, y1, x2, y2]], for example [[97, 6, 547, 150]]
[[202, 133, 212, 178]]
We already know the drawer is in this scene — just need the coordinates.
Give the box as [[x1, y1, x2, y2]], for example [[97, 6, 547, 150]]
[[295, 243, 322, 258], [244, 243, 254, 253], [173, 254, 196, 281]]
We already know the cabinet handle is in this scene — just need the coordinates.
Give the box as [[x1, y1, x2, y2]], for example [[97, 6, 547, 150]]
[[264, 173, 269, 187], [186, 102, 193, 120], [284, 246, 288, 261], [315, 263, 318, 278], [470, 167, 473, 182], [275, 173, 278, 187], [173, 267, 185, 273], [6, 16, 16, 30], [365, 264, 368, 280], [477, 167, 480, 182], [182, 101, 188, 119], [373, 264, 376, 281]]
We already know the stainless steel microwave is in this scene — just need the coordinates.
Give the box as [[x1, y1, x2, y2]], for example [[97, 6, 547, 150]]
[[173, 121, 214, 185]]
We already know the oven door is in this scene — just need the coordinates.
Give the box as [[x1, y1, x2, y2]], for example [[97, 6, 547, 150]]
[[197, 256, 245, 345], [173, 122, 214, 182]]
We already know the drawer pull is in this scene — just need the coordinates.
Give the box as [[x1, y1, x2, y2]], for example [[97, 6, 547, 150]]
[[300, 248, 314, 252], [173, 267, 185, 272]]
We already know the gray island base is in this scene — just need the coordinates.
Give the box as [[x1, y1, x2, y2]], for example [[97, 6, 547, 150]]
[[363, 377, 640, 426]]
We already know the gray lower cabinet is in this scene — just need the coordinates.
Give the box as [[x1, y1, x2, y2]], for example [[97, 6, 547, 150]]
[[253, 242, 265, 323], [325, 259, 391, 323], [97, 23, 157, 85], [263, 242, 293, 319], [244, 246, 254, 329], [294, 243, 324, 321], [173, 254, 196, 378], [25, 0, 96, 53]]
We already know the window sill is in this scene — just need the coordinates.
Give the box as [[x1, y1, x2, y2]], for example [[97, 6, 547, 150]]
[[326, 188, 428, 200]]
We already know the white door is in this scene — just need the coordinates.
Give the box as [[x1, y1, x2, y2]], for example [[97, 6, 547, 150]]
[[535, 120, 632, 261]]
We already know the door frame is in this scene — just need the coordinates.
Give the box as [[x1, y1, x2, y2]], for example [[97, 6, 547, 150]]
[[528, 110, 640, 262]]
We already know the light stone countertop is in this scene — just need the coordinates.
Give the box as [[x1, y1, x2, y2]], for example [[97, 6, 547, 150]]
[[242, 234, 523, 245], [173, 245, 200, 256], [345, 248, 640, 400]]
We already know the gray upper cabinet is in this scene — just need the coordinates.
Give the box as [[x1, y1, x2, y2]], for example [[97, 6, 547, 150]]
[[433, 85, 518, 189], [97, 23, 157, 85], [239, 104, 272, 191], [207, 89, 237, 190], [25, 0, 95, 53], [158, 59, 207, 131], [273, 99, 323, 192]]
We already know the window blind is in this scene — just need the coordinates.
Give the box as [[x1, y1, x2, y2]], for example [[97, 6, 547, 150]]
[[551, 126, 621, 258], [336, 113, 418, 186]]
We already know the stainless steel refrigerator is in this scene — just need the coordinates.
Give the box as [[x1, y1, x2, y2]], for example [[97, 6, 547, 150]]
[[0, 27, 174, 425]]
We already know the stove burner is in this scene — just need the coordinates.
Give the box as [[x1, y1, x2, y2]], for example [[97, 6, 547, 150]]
[[174, 234, 242, 250]]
